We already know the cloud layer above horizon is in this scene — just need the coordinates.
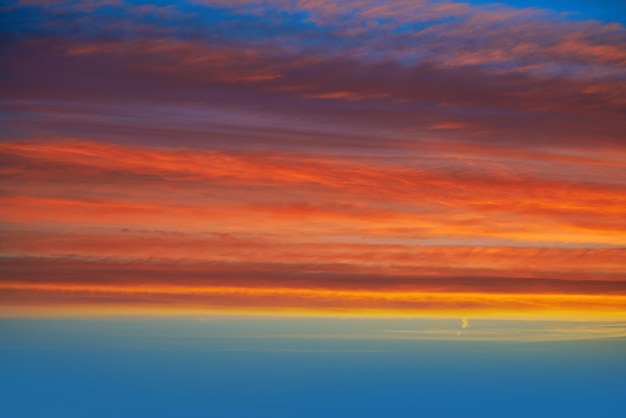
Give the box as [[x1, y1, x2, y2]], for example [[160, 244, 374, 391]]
[[1, 0, 625, 319]]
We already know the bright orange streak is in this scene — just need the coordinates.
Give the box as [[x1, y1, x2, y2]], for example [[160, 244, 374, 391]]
[[2, 283, 626, 321]]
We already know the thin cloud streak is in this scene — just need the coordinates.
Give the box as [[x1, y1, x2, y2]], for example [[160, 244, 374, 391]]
[[2, 282, 626, 320]]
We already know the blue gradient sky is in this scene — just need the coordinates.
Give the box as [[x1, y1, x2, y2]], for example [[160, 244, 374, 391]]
[[2, 318, 626, 418]]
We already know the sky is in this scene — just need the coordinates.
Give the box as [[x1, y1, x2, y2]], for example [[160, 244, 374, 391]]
[[2, 318, 626, 418], [2, 0, 626, 320], [1, 1, 626, 416]]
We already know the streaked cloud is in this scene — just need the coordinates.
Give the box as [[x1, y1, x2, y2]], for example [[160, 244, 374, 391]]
[[1, 0, 625, 320]]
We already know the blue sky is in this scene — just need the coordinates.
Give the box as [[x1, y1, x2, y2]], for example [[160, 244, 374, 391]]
[[2, 319, 626, 418]]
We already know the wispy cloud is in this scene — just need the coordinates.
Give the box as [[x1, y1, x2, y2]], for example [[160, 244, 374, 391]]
[[2, 1, 625, 319]]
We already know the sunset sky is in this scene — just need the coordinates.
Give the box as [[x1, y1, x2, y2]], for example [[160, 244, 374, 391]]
[[1, 1, 626, 416], [2, 0, 626, 320]]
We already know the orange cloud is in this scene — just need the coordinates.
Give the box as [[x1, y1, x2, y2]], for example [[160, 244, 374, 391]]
[[3, 230, 625, 284], [2, 139, 625, 245], [2, 282, 626, 320], [4, 0, 625, 321], [2, 138, 625, 318]]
